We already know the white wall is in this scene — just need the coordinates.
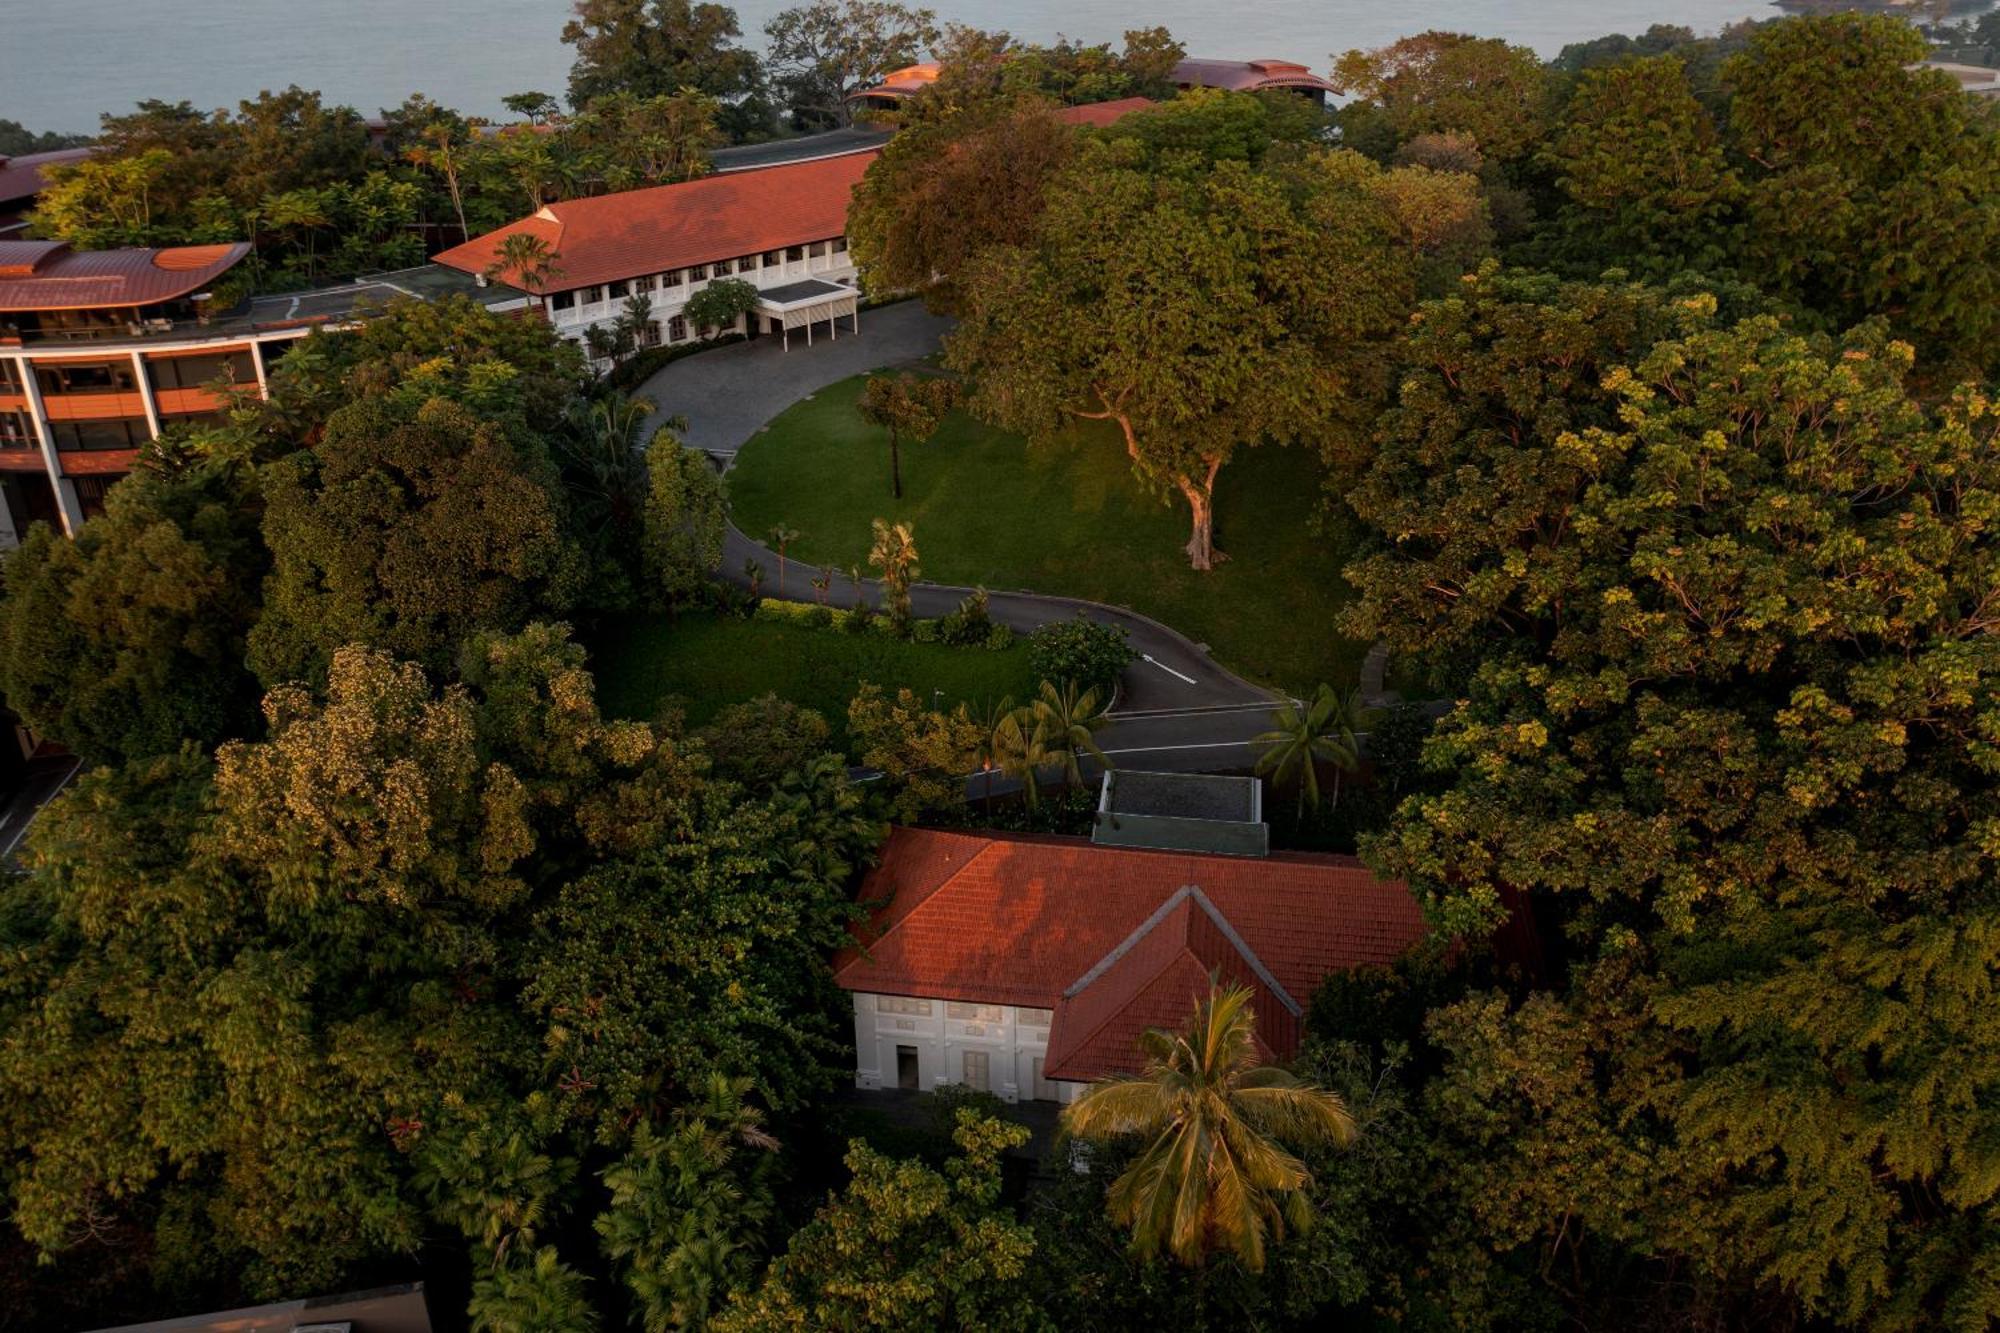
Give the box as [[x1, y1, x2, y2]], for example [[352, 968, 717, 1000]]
[[850, 991, 1082, 1105], [548, 238, 859, 361]]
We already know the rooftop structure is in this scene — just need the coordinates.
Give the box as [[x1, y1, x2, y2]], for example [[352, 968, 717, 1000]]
[[0, 146, 94, 235], [844, 62, 943, 112], [89, 1281, 432, 1333], [834, 827, 1424, 1095], [1921, 59, 2000, 98], [1092, 769, 1269, 857], [0, 240, 250, 313], [1172, 58, 1338, 102]]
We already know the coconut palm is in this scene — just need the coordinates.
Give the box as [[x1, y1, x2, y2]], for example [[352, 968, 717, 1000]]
[[1030, 678, 1112, 790], [559, 395, 657, 542], [407, 122, 470, 240], [994, 701, 1053, 810], [1060, 982, 1356, 1273], [1252, 684, 1375, 818], [487, 232, 564, 315], [969, 695, 1021, 812]]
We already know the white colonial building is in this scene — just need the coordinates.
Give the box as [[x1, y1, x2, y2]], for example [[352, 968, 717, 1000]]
[[832, 818, 1429, 1104]]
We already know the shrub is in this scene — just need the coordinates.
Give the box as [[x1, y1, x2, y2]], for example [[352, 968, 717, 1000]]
[[984, 623, 1015, 652], [844, 603, 876, 635], [936, 587, 993, 647], [1028, 613, 1134, 695], [604, 331, 748, 391], [910, 618, 940, 644], [804, 604, 834, 630]]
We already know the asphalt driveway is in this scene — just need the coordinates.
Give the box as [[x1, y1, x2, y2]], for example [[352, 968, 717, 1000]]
[[634, 300, 954, 458]]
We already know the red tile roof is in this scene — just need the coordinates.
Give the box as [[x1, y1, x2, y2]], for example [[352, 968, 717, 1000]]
[[1173, 58, 1338, 95], [0, 241, 251, 313], [432, 151, 878, 293], [0, 147, 95, 207], [832, 828, 1427, 1080], [433, 100, 1150, 294]]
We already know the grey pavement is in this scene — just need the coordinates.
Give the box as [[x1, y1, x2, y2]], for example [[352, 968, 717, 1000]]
[[634, 300, 954, 457], [634, 302, 1288, 773]]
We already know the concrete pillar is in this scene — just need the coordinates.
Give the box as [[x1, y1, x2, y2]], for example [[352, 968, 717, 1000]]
[[130, 349, 161, 440], [249, 337, 269, 396], [14, 356, 83, 535]]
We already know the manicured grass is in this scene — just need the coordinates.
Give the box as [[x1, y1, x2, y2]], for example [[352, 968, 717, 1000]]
[[727, 375, 1371, 692], [589, 611, 1036, 742]]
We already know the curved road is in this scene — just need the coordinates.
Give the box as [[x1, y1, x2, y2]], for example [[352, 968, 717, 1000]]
[[635, 303, 1292, 775]]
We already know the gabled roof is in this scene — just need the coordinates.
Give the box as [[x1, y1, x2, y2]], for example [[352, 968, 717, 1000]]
[[832, 828, 1426, 1080], [433, 100, 1151, 295], [0, 241, 251, 313]]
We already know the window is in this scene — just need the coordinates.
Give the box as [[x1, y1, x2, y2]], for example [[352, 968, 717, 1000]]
[[608, 280, 630, 299], [661, 269, 682, 288], [642, 320, 662, 348], [1017, 1008, 1053, 1029], [631, 275, 654, 293], [0, 361, 19, 392], [51, 418, 147, 450], [37, 361, 132, 395], [786, 246, 804, 262], [667, 315, 688, 342], [764, 249, 783, 266], [877, 996, 932, 1016], [809, 241, 827, 258], [147, 351, 253, 392], [713, 258, 732, 276], [832, 236, 849, 254], [0, 410, 34, 449], [549, 290, 575, 312], [947, 1002, 1004, 1023], [961, 1050, 990, 1092], [737, 254, 758, 271], [689, 264, 708, 282]]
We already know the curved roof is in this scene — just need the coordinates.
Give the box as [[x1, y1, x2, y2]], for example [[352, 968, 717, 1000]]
[[0, 241, 251, 313], [0, 147, 95, 207], [1173, 57, 1338, 95], [832, 828, 1426, 1080]]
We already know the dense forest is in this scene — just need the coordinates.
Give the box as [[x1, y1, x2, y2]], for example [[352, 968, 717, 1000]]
[[4, 7, 2000, 1331]]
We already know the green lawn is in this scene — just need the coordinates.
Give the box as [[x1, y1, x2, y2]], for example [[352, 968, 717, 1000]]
[[726, 375, 1372, 692], [590, 611, 1036, 741]]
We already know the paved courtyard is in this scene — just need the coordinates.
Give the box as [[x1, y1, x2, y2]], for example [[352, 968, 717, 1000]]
[[634, 300, 954, 458]]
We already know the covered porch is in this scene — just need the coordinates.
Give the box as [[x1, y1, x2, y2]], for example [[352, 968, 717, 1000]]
[[754, 278, 860, 351]]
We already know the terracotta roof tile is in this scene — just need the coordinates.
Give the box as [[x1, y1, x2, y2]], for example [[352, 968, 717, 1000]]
[[433, 100, 1150, 294], [833, 828, 1427, 1082]]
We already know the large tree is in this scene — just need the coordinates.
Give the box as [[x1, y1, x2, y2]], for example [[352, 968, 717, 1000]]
[[947, 99, 1415, 568], [764, 0, 939, 129], [1348, 279, 2000, 1325], [1722, 14, 2000, 373], [1331, 32, 1551, 166], [0, 452, 265, 765], [714, 1112, 1048, 1331], [846, 96, 1085, 311], [248, 394, 583, 685], [562, 0, 766, 138]]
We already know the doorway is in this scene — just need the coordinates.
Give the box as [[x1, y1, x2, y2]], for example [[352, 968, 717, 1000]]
[[896, 1045, 919, 1091]]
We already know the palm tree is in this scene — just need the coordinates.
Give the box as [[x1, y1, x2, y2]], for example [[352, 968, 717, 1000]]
[[969, 695, 1020, 813], [559, 395, 656, 541], [1031, 678, 1112, 790], [1252, 684, 1375, 818], [487, 232, 563, 316], [1060, 982, 1356, 1273], [995, 700, 1053, 810], [767, 524, 801, 596], [867, 518, 919, 628], [407, 122, 470, 240], [810, 565, 833, 606]]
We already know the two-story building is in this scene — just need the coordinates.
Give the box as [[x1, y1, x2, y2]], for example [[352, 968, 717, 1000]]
[[433, 98, 1152, 364]]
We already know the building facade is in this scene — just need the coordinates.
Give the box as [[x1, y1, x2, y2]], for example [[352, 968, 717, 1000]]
[[832, 825, 1428, 1104], [0, 241, 522, 543]]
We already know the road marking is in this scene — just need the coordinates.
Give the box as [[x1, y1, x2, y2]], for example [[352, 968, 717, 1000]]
[[1105, 701, 1274, 720], [1100, 740, 1253, 756], [1140, 653, 1197, 685]]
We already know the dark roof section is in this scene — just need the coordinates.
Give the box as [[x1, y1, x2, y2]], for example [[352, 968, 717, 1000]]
[[0, 241, 251, 312], [1172, 57, 1338, 95], [1093, 769, 1268, 857], [0, 146, 95, 206], [711, 126, 894, 172], [88, 1281, 432, 1333]]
